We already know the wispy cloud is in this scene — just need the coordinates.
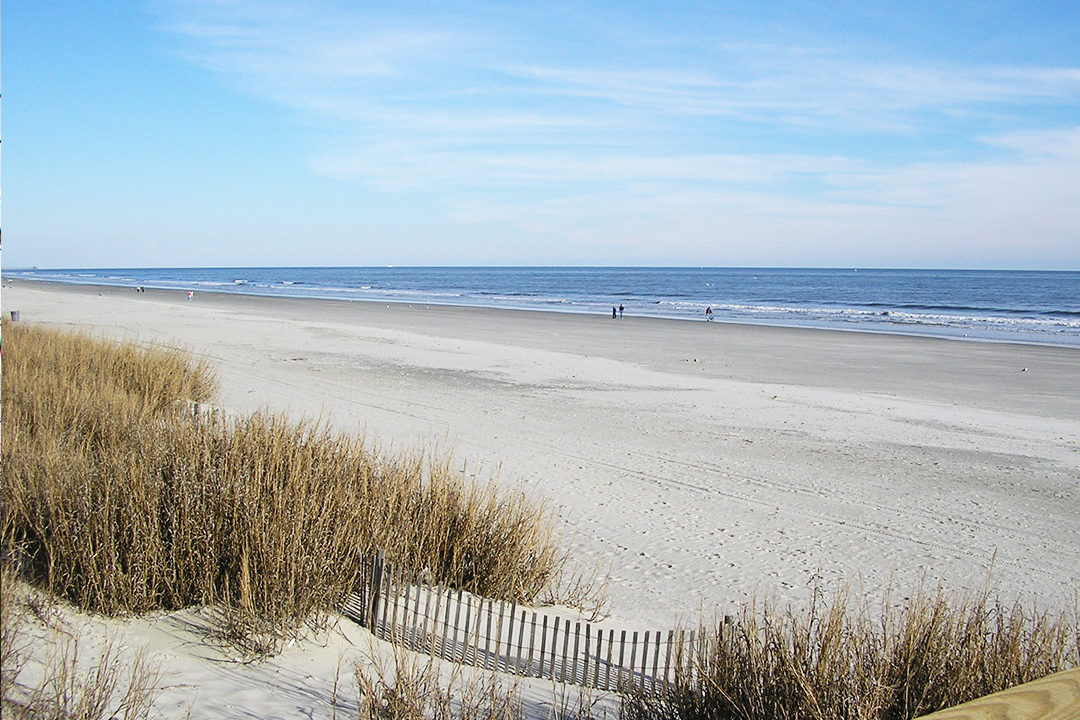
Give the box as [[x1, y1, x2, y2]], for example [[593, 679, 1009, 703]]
[[160, 0, 1080, 138], [155, 0, 1080, 266]]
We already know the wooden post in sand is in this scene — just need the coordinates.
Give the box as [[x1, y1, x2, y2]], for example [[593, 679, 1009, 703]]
[[652, 630, 662, 688], [368, 550, 386, 632], [618, 630, 627, 687], [561, 621, 571, 683], [428, 584, 443, 658], [514, 609, 527, 675], [549, 617, 561, 681], [605, 629, 615, 690], [582, 624, 591, 688], [442, 587, 454, 660], [451, 590, 464, 662], [527, 613, 538, 677], [660, 626, 669, 686], [539, 615, 549, 678]]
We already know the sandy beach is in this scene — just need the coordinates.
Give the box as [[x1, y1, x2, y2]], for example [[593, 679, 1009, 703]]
[[3, 280, 1079, 716]]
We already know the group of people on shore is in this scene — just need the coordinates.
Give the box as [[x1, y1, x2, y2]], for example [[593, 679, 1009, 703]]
[[611, 304, 716, 321]]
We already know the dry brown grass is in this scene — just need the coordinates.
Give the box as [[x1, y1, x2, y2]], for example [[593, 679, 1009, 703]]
[[355, 646, 523, 720], [1, 320, 563, 652], [1, 565, 161, 719], [620, 584, 1080, 720], [353, 644, 613, 720]]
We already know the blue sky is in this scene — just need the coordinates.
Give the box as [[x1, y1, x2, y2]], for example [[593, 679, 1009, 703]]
[[6, 0, 1080, 268]]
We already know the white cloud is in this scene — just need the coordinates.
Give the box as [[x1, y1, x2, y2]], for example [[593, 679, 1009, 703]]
[[154, 0, 1080, 267]]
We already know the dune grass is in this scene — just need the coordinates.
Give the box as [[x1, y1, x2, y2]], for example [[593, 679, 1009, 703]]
[[3, 319, 1076, 716], [620, 584, 1079, 720], [1, 565, 162, 720], [1, 320, 563, 651]]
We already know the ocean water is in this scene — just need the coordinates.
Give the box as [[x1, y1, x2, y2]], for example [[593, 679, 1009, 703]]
[[5, 267, 1079, 347]]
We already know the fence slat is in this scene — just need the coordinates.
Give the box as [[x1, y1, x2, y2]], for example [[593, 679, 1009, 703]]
[[583, 624, 591, 689], [572, 623, 581, 685], [410, 575, 424, 648], [451, 590, 464, 662], [370, 550, 385, 632], [539, 615, 549, 678], [549, 617, 560, 681], [462, 595, 474, 665], [442, 587, 454, 659], [640, 632, 649, 688], [527, 613, 538, 678], [596, 626, 604, 690], [652, 630, 662, 688], [515, 609, 527, 675], [561, 620, 571, 683], [388, 565, 402, 642], [502, 602, 515, 674], [428, 584, 444, 658], [618, 630, 627, 688], [605, 629, 614, 691]]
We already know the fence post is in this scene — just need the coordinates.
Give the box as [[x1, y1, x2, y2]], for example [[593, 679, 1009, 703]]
[[583, 624, 591, 689], [640, 631, 649, 689], [452, 590, 464, 662], [484, 599, 494, 670], [528, 613, 538, 678], [618, 630, 627, 687], [371, 552, 388, 630], [605, 629, 614, 691], [442, 587, 455, 659], [651, 631, 662, 689], [572, 623, 581, 685], [504, 602, 516, 673], [549, 617, 561, 681], [592, 628, 603, 689], [462, 595, 474, 664], [664, 629, 674, 685], [409, 576, 423, 649], [388, 565, 403, 644], [368, 550, 385, 632], [539, 615, 549, 678], [428, 584, 443, 658], [515, 609, 527, 675]]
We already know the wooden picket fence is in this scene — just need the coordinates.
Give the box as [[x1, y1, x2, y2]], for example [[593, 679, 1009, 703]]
[[340, 550, 700, 691]]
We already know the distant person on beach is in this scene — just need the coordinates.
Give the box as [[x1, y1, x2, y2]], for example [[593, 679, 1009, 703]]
[[619, 304, 624, 318], [188, 291, 194, 301], [706, 307, 713, 321], [612, 306, 617, 319]]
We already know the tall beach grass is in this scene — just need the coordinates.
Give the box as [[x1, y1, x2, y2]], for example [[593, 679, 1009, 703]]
[[3, 320, 1076, 716], [1, 320, 563, 650], [621, 584, 1079, 720]]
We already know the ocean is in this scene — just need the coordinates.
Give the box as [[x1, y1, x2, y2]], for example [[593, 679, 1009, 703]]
[[5, 267, 1079, 347]]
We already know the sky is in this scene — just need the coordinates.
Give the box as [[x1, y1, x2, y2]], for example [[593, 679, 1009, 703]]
[[6, 0, 1080, 269]]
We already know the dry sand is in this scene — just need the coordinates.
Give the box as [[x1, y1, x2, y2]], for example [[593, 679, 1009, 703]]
[[3, 280, 1079, 717]]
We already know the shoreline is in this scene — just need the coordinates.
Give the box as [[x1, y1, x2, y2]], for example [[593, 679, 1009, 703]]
[[5, 273, 1077, 349], [8, 278, 1079, 418], [3, 279, 1079, 627]]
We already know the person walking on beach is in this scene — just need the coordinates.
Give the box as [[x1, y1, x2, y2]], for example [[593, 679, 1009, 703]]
[[619, 304, 624, 318], [188, 291, 194, 301], [706, 307, 713, 321], [612, 306, 617, 319]]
